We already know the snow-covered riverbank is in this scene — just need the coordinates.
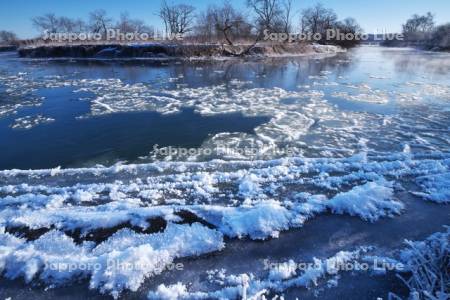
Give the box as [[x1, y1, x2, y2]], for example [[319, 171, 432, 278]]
[[17, 43, 343, 59]]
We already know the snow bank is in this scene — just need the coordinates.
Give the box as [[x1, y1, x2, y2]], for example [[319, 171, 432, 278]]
[[1, 152, 448, 239], [147, 228, 449, 299], [148, 282, 189, 300], [18, 43, 343, 59], [327, 180, 404, 221], [0, 152, 449, 295], [147, 247, 369, 299], [193, 200, 293, 240], [0, 223, 224, 298], [414, 172, 450, 203]]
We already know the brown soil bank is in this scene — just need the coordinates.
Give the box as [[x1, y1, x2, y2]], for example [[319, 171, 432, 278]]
[[17, 43, 343, 59]]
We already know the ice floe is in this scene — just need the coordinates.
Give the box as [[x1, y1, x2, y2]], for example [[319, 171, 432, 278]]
[[327, 180, 404, 221], [331, 90, 389, 104], [0, 223, 224, 298], [0, 151, 448, 245], [10, 115, 55, 130], [0, 153, 445, 297], [1, 64, 450, 160], [413, 172, 450, 203]]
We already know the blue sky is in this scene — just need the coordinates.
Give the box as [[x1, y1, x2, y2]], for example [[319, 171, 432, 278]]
[[0, 0, 449, 38]]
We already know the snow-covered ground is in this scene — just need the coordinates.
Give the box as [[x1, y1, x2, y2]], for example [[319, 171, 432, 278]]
[[1, 150, 449, 297], [147, 227, 449, 300]]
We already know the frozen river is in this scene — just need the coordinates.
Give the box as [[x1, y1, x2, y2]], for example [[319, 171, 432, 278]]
[[0, 46, 449, 299]]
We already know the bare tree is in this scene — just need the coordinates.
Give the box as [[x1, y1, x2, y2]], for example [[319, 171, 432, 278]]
[[0, 30, 18, 45], [32, 13, 60, 33], [131, 19, 154, 34], [58, 17, 77, 32], [177, 4, 196, 34], [116, 12, 153, 33], [89, 9, 113, 37], [195, 9, 216, 41], [158, 1, 170, 35], [200, 1, 250, 45], [33, 14, 87, 33], [402, 12, 435, 41], [117, 12, 133, 32], [72, 18, 87, 32], [281, 0, 293, 34], [211, 3, 235, 45], [332, 17, 363, 47], [158, 1, 196, 35], [341, 18, 362, 33], [431, 23, 450, 48], [300, 3, 337, 36], [246, 0, 283, 33]]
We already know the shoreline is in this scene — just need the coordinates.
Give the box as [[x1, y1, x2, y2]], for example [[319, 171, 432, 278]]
[[17, 43, 345, 59], [381, 40, 450, 52], [0, 45, 17, 52]]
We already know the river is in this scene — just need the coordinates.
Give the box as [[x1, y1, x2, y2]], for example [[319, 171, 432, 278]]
[[0, 46, 449, 299]]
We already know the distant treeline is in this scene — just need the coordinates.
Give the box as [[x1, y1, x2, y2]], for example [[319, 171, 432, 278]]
[[383, 12, 450, 51], [0, 0, 363, 48]]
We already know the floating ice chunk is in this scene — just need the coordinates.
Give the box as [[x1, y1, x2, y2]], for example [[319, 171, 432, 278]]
[[5, 202, 176, 234], [193, 200, 293, 240], [0, 152, 448, 241], [10, 115, 55, 130], [229, 79, 252, 87], [1, 230, 92, 283], [219, 201, 292, 239], [308, 75, 328, 80], [73, 190, 94, 202], [331, 91, 389, 104], [404, 82, 450, 100], [327, 180, 404, 221], [238, 174, 261, 199], [147, 282, 188, 300], [0, 193, 67, 209], [6, 70, 449, 161], [92, 223, 224, 297], [369, 75, 390, 79], [268, 259, 297, 281], [0, 223, 224, 298], [414, 172, 450, 203]]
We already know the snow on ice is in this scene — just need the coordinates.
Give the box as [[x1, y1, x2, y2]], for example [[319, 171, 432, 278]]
[[0, 150, 449, 296]]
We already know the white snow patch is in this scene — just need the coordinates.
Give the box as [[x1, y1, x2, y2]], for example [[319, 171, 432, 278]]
[[0, 223, 224, 298], [10, 115, 55, 130], [414, 172, 450, 203], [327, 180, 404, 221]]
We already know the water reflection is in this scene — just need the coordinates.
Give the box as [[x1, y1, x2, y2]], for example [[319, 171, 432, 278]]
[[0, 46, 449, 169]]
